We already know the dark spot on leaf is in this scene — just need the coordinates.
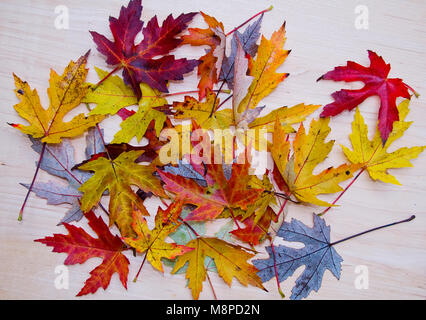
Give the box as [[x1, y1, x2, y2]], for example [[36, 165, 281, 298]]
[[17, 89, 24, 95], [345, 170, 350, 175]]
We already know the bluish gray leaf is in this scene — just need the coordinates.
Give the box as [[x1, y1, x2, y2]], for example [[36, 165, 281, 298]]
[[220, 14, 263, 88], [164, 161, 207, 187], [30, 137, 90, 188], [20, 181, 80, 205], [59, 202, 84, 225], [20, 181, 83, 224], [85, 127, 105, 158], [253, 215, 343, 300]]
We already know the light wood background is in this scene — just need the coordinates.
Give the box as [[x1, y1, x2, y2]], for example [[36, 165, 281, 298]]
[[0, 0, 425, 300]]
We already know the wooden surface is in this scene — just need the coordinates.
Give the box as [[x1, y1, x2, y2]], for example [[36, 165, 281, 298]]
[[0, 0, 425, 300]]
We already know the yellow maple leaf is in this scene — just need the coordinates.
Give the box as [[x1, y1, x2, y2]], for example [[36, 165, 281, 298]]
[[172, 237, 265, 300], [11, 52, 104, 143], [83, 67, 138, 115], [237, 23, 289, 115], [274, 117, 361, 206], [342, 100, 425, 185], [112, 83, 167, 143], [249, 103, 320, 131], [78, 150, 166, 237], [123, 204, 192, 272], [172, 89, 233, 130]]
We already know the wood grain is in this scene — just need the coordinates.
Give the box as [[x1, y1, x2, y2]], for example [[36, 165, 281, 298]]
[[0, 0, 425, 300]]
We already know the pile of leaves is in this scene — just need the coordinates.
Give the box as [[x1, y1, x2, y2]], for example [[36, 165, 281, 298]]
[[10, 0, 424, 300]]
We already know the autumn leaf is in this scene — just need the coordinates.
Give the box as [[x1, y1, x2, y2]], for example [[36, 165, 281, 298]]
[[248, 103, 320, 131], [77, 150, 166, 237], [318, 50, 418, 143], [253, 214, 343, 300], [10, 52, 104, 144], [35, 210, 130, 296], [112, 83, 168, 143], [83, 67, 138, 115], [342, 100, 425, 185], [123, 204, 192, 272], [182, 12, 226, 100], [172, 89, 233, 130], [158, 159, 264, 221], [172, 237, 264, 299], [273, 118, 361, 206], [236, 22, 289, 115], [90, 0, 199, 97], [231, 206, 275, 246]]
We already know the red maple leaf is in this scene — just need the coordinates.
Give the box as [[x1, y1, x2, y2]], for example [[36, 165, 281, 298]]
[[231, 207, 275, 246], [318, 50, 417, 143], [157, 158, 263, 221], [35, 211, 129, 296], [90, 0, 199, 98]]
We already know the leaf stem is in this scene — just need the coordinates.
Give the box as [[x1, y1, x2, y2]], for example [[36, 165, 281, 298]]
[[329, 215, 415, 247], [178, 216, 200, 237], [274, 198, 288, 223], [318, 168, 365, 216], [206, 272, 218, 300], [270, 240, 285, 298], [19, 142, 47, 220], [133, 252, 148, 282], [225, 6, 273, 37]]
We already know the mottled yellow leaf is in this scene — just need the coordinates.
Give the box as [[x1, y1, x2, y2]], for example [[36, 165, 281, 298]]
[[11, 52, 104, 143], [123, 205, 192, 272], [274, 118, 361, 206], [173, 90, 233, 130]]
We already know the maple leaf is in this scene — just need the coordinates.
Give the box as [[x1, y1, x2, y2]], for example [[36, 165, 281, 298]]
[[182, 12, 226, 99], [253, 214, 343, 300], [10, 52, 104, 143], [158, 159, 263, 221], [172, 237, 264, 299], [318, 50, 417, 143], [77, 150, 166, 237], [220, 14, 263, 88], [83, 67, 138, 115], [123, 204, 192, 272], [226, 173, 276, 226], [90, 0, 198, 97], [236, 22, 289, 116], [342, 100, 425, 185], [172, 89, 233, 130], [112, 83, 168, 143], [35, 210, 130, 296], [273, 118, 361, 206], [248, 103, 320, 131], [231, 206, 275, 246], [21, 129, 104, 224]]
